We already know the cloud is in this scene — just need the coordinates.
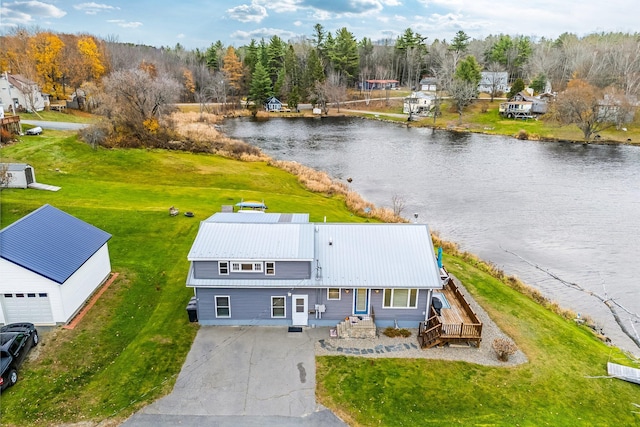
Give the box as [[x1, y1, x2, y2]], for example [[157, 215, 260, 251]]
[[107, 19, 143, 29], [302, 0, 383, 15], [227, 2, 268, 23], [1, 0, 66, 19], [0, 0, 66, 28], [73, 2, 119, 15], [231, 27, 300, 42]]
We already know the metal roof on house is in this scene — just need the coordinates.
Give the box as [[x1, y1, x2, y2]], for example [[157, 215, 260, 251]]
[[187, 220, 442, 289], [205, 212, 309, 223], [0, 204, 112, 284], [314, 223, 441, 289], [187, 222, 315, 261]]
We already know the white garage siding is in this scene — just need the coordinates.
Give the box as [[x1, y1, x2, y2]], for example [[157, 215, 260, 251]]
[[58, 244, 111, 322]]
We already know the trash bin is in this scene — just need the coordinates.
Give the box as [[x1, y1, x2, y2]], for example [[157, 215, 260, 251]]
[[186, 300, 198, 322]]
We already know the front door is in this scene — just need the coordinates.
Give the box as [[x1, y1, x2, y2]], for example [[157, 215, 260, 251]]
[[354, 288, 369, 315], [291, 294, 308, 326]]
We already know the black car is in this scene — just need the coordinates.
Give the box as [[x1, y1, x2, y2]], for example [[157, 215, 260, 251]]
[[0, 323, 39, 391]]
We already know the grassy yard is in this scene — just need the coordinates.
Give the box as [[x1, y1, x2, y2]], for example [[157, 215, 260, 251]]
[[1, 131, 638, 426], [317, 254, 640, 426], [0, 132, 367, 425]]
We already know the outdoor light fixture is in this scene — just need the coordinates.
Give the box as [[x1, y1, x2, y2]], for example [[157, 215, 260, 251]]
[[344, 289, 350, 294]]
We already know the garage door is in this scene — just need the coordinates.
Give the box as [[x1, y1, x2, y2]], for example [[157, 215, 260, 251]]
[[1, 293, 54, 324]]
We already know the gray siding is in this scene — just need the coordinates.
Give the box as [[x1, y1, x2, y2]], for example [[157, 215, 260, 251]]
[[195, 287, 429, 327], [193, 261, 310, 280]]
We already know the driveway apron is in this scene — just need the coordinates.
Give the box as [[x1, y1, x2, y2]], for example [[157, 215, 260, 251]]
[[122, 326, 346, 426]]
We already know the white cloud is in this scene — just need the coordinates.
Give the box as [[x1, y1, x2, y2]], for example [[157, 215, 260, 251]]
[[107, 19, 142, 29], [227, 2, 268, 23], [2, 1, 66, 19], [0, 0, 65, 29], [231, 27, 300, 42], [73, 2, 119, 15]]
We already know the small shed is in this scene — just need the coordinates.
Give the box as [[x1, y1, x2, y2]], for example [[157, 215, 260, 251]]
[[0, 204, 112, 325], [1, 163, 36, 189], [265, 96, 282, 112]]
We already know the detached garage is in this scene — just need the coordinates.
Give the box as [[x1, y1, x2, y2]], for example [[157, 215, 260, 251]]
[[0, 204, 112, 325]]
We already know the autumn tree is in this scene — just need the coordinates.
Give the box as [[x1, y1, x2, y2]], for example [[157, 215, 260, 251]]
[[222, 46, 244, 101], [551, 79, 634, 141], [77, 36, 107, 81], [29, 32, 65, 98]]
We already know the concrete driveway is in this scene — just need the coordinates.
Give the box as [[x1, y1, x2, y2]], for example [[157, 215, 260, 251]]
[[122, 326, 346, 427]]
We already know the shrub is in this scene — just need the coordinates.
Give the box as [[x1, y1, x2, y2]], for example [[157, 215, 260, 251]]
[[382, 327, 412, 338], [492, 338, 518, 361], [516, 129, 529, 140]]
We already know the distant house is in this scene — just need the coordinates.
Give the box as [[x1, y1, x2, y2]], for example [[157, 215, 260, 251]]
[[478, 71, 509, 94], [360, 79, 400, 90], [186, 212, 444, 329], [0, 163, 36, 189], [0, 204, 112, 325], [0, 73, 46, 113], [419, 77, 438, 92], [265, 96, 282, 112], [499, 90, 548, 118], [403, 92, 435, 114]]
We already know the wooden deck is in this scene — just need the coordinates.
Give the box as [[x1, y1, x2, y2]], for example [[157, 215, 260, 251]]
[[419, 277, 483, 348]]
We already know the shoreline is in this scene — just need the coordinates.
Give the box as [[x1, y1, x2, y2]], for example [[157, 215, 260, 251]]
[[232, 107, 639, 147]]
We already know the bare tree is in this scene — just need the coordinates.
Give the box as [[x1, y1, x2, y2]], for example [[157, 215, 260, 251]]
[[391, 194, 406, 217], [97, 68, 181, 142], [448, 79, 477, 123], [551, 79, 634, 141]]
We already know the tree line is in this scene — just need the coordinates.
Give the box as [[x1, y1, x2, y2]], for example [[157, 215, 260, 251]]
[[1, 25, 638, 143]]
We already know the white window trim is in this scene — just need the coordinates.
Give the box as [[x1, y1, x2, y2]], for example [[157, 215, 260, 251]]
[[382, 289, 419, 309], [271, 296, 286, 318], [231, 261, 263, 273], [215, 295, 231, 318], [219, 261, 229, 275], [265, 261, 275, 276], [327, 288, 341, 300]]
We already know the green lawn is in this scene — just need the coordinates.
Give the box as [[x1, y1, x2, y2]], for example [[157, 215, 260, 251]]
[[0, 133, 366, 425], [1, 132, 638, 426], [317, 255, 640, 426]]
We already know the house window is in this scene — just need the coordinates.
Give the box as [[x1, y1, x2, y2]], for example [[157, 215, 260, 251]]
[[215, 296, 231, 318], [219, 261, 229, 275], [231, 262, 263, 273], [265, 262, 275, 275], [271, 296, 286, 318], [327, 288, 341, 300], [383, 289, 418, 309]]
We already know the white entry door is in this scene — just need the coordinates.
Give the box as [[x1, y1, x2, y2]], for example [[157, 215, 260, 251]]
[[291, 294, 308, 326]]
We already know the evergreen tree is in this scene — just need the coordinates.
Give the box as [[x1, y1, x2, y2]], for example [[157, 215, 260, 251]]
[[267, 35, 286, 86], [329, 27, 359, 85], [244, 39, 259, 74], [455, 55, 482, 86], [248, 61, 273, 108], [508, 77, 525, 98]]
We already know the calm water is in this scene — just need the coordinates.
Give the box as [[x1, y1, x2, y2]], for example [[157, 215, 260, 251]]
[[224, 116, 640, 355]]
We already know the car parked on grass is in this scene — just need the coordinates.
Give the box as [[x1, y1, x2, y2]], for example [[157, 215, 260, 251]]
[[25, 126, 43, 135], [0, 323, 39, 391]]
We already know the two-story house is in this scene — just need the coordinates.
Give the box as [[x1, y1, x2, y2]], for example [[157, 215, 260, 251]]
[[186, 212, 444, 328]]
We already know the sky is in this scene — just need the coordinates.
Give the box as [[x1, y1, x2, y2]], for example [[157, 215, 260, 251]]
[[1, 0, 637, 50]]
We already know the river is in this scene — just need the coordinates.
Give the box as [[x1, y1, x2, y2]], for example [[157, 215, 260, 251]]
[[224, 116, 640, 356]]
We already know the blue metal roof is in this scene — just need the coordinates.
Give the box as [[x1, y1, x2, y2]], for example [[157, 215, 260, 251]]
[[0, 204, 111, 284]]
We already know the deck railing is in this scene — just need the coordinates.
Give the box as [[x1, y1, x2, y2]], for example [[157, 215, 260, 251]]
[[418, 314, 442, 348]]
